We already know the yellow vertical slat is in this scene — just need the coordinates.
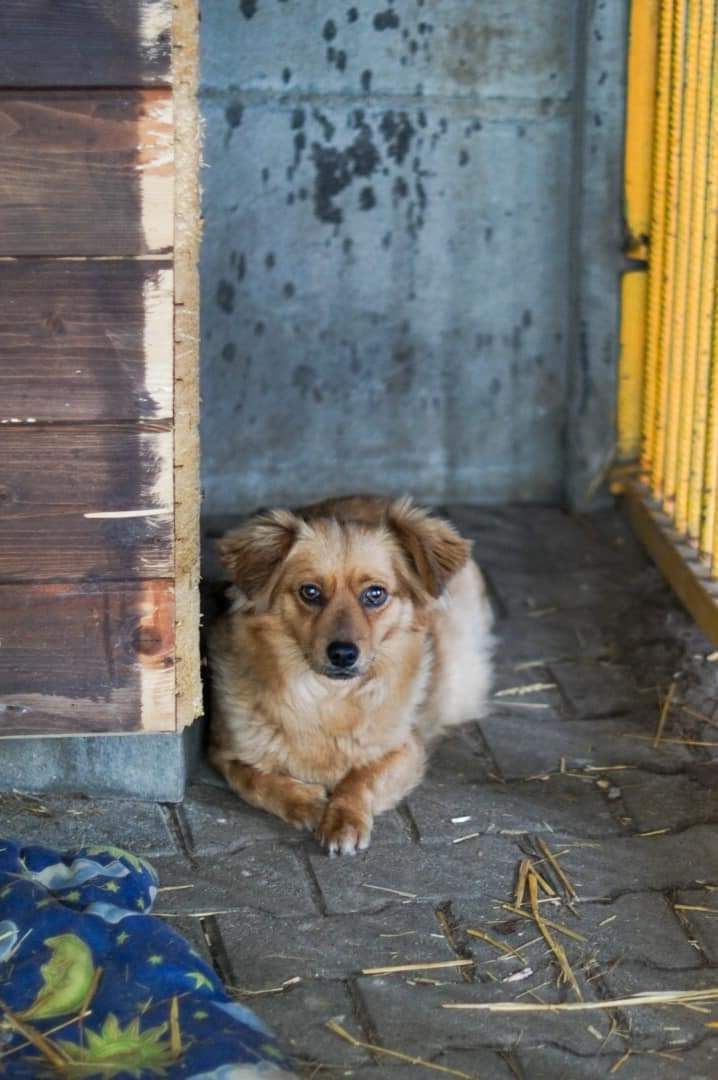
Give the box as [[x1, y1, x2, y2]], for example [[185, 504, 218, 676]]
[[618, 270, 649, 461], [651, 0, 685, 491], [703, 223, 718, 561], [642, 0, 675, 473], [675, 0, 713, 533], [624, 0, 660, 261], [688, 4, 718, 544], [660, 0, 699, 507], [703, 311, 718, 565]]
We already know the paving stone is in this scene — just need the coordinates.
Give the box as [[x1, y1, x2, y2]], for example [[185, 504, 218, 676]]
[[357, 975, 624, 1057], [674, 890, 718, 963], [494, 611, 610, 667], [250, 980, 372, 1072], [309, 835, 523, 915], [181, 781, 302, 848], [446, 504, 555, 574], [408, 774, 621, 842], [533, 507, 651, 575], [551, 660, 645, 719], [181, 782, 409, 854], [215, 904, 458, 985], [454, 891, 700, 975], [516, 1042, 718, 1079], [488, 568, 638, 618], [479, 711, 692, 778], [525, 827, 718, 900], [424, 727, 495, 784], [600, 963, 718, 1050], [619, 772, 718, 832], [151, 848, 318, 917], [0, 792, 176, 856]]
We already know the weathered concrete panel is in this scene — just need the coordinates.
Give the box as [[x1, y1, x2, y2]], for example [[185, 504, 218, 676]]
[[199, 0, 625, 513], [565, 0, 628, 506], [201, 0, 576, 101], [201, 96, 571, 510]]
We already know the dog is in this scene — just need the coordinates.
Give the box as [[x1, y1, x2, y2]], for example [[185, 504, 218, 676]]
[[208, 495, 493, 854]]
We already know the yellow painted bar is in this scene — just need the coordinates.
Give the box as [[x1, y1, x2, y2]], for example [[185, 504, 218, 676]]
[[652, 0, 685, 495], [675, 0, 713, 533], [624, 0, 659, 259], [641, 0, 675, 471], [703, 336, 718, 565], [703, 257, 718, 562], [620, 0, 718, 622], [660, 0, 699, 508], [617, 270, 648, 462], [688, 2, 718, 543]]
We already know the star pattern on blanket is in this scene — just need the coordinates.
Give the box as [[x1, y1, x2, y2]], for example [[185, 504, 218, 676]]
[[0, 839, 296, 1078]]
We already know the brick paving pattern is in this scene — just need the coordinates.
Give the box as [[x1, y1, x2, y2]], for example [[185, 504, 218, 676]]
[[5, 507, 718, 1078]]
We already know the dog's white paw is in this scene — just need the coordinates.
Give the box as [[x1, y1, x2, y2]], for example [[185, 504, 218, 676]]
[[316, 801, 373, 856]]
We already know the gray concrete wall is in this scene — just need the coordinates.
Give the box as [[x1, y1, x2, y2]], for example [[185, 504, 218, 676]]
[[199, 1, 592, 513]]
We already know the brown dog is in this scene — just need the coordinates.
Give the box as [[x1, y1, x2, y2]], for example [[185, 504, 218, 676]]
[[208, 496, 493, 854]]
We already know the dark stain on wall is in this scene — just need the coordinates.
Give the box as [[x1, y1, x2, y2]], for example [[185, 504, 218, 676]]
[[373, 10, 400, 32], [239, 0, 258, 20], [216, 280, 235, 314]]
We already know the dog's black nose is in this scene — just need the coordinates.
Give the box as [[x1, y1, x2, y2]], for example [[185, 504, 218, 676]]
[[326, 640, 359, 669]]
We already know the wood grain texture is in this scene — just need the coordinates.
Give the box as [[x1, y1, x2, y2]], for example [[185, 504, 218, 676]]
[[0, 260, 173, 421], [0, 580, 175, 735], [0, 424, 173, 582], [0, 90, 173, 255], [0, 1, 172, 87], [173, 0, 203, 728]]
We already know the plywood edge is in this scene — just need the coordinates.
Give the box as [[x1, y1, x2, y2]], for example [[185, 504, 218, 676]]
[[623, 482, 718, 646], [173, 0, 203, 729]]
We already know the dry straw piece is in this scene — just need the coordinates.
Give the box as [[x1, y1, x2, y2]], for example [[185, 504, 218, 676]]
[[361, 960, 473, 976], [527, 872, 582, 1000], [442, 987, 718, 1013], [653, 679, 678, 746], [326, 1019, 480, 1079]]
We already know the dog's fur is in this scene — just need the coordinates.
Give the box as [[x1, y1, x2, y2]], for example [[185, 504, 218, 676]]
[[209, 496, 493, 854]]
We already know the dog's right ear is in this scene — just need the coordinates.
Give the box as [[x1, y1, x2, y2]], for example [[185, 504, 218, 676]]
[[217, 509, 301, 597]]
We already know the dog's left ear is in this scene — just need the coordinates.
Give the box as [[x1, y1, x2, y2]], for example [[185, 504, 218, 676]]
[[387, 497, 471, 599], [217, 509, 301, 597]]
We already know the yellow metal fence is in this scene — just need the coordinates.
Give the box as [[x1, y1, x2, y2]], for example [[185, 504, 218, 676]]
[[618, 0, 718, 641]]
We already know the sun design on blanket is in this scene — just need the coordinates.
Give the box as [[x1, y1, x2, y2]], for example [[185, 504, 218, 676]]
[[54, 1013, 179, 1078]]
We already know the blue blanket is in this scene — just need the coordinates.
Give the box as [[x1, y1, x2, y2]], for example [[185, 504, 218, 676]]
[[0, 839, 295, 1078]]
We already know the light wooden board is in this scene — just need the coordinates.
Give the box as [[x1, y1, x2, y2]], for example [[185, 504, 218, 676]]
[[0, 423, 174, 582], [0, 580, 175, 735], [0, 260, 173, 421], [0, 1, 172, 87], [0, 90, 173, 255]]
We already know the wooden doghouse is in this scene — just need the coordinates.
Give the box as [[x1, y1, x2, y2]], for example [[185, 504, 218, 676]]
[[0, 2, 201, 777]]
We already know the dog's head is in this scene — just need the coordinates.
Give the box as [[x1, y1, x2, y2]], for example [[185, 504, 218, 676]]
[[217, 498, 470, 682]]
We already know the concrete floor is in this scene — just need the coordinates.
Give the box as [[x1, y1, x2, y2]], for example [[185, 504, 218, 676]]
[[5, 506, 718, 1078]]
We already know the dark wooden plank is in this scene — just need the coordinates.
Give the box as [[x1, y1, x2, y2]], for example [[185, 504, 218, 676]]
[[0, 2, 171, 87], [0, 424, 173, 582], [0, 91, 173, 255], [0, 260, 173, 421], [0, 580, 175, 735]]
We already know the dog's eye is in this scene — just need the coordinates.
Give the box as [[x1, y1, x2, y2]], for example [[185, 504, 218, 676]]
[[299, 583, 323, 605], [361, 585, 388, 608]]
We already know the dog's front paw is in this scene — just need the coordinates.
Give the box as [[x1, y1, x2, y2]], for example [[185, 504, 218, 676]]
[[317, 799, 373, 856], [283, 781, 328, 832]]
